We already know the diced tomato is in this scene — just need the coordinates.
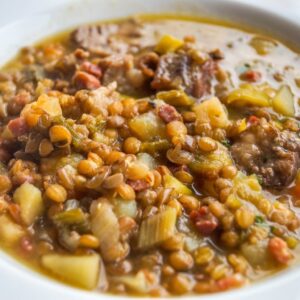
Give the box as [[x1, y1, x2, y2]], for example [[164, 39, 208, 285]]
[[216, 274, 245, 291], [240, 70, 262, 82], [80, 61, 102, 78], [268, 237, 293, 264], [248, 115, 259, 125]]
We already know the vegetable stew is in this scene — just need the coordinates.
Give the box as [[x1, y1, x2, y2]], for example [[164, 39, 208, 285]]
[[0, 15, 300, 296]]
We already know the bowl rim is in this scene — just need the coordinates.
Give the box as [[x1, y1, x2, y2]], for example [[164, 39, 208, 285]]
[[0, 0, 300, 299]]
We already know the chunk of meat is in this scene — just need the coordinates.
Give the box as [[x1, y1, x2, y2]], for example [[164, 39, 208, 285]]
[[151, 53, 217, 98], [101, 55, 145, 95], [231, 118, 300, 187], [7, 117, 29, 137], [80, 61, 102, 78], [158, 104, 181, 123], [127, 179, 150, 192], [190, 206, 219, 236], [71, 24, 128, 56], [72, 24, 117, 50]]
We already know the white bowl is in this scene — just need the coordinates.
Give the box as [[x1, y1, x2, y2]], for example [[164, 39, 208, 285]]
[[1, 0, 300, 299]]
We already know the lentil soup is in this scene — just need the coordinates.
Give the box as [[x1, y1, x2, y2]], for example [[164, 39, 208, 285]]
[[0, 15, 300, 296]]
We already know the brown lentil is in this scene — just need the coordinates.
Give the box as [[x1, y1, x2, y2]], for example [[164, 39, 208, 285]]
[[45, 184, 67, 203], [169, 250, 194, 271]]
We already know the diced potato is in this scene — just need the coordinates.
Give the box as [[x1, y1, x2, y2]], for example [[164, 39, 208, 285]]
[[113, 271, 152, 294], [41, 254, 101, 290], [0, 214, 25, 245], [272, 85, 295, 117], [193, 97, 229, 129], [155, 35, 184, 54], [113, 198, 137, 218], [226, 85, 270, 107], [137, 153, 157, 170], [129, 111, 166, 141], [241, 240, 271, 268], [138, 207, 177, 249], [164, 174, 192, 195], [22, 94, 62, 127], [189, 144, 232, 178], [13, 183, 44, 226], [157, 90, 195, 106]]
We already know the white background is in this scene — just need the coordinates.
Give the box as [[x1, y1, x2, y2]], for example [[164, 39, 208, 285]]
[[0, 0, 299, 27]]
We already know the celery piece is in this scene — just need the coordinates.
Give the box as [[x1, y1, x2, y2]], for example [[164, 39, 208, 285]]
[[193, 97, 229, 129], [226, 86, 270, 107], [164, 174, 192, 195], [272, 85, 295, 117], [140, 139, 171, 154], [0, 214, 25, 245], [138, 207, 177, 249], [189, 144, 232, 178], [13, 183, 44, 226], [157, 90, 195, 106], [91, 202, 120, 255], [41, 254, 101, 290], [53, 208, 87, 226], [155, 35, 184, 54]]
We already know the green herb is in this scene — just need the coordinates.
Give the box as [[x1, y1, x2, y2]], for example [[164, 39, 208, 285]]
[[256, 175, 263, 185], [221, 139, 231, 148], [255, 215, 265, 224]]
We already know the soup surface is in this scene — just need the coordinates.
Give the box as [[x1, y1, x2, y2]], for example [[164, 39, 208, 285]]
[[0, 15, 300, 296]]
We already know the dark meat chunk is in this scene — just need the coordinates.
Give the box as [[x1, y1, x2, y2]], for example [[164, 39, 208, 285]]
[[158, 104, 181, 123], [7, 117, 29, 137], [190, 206, 219, 236], [231, 119, 300, 188], [100, 55, 146, 95], [71, 22, 139, 56], [72, 24, 118, 53], [151, 53, 217, 98]]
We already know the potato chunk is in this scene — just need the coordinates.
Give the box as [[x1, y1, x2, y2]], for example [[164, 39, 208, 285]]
[[129, 111, 166, 141], [13, 183, 44, 226], [0, 214, 25, 245], [193, 97, 229, 129], [41, 254, 100, 290], [272, 85, 295, 117]]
